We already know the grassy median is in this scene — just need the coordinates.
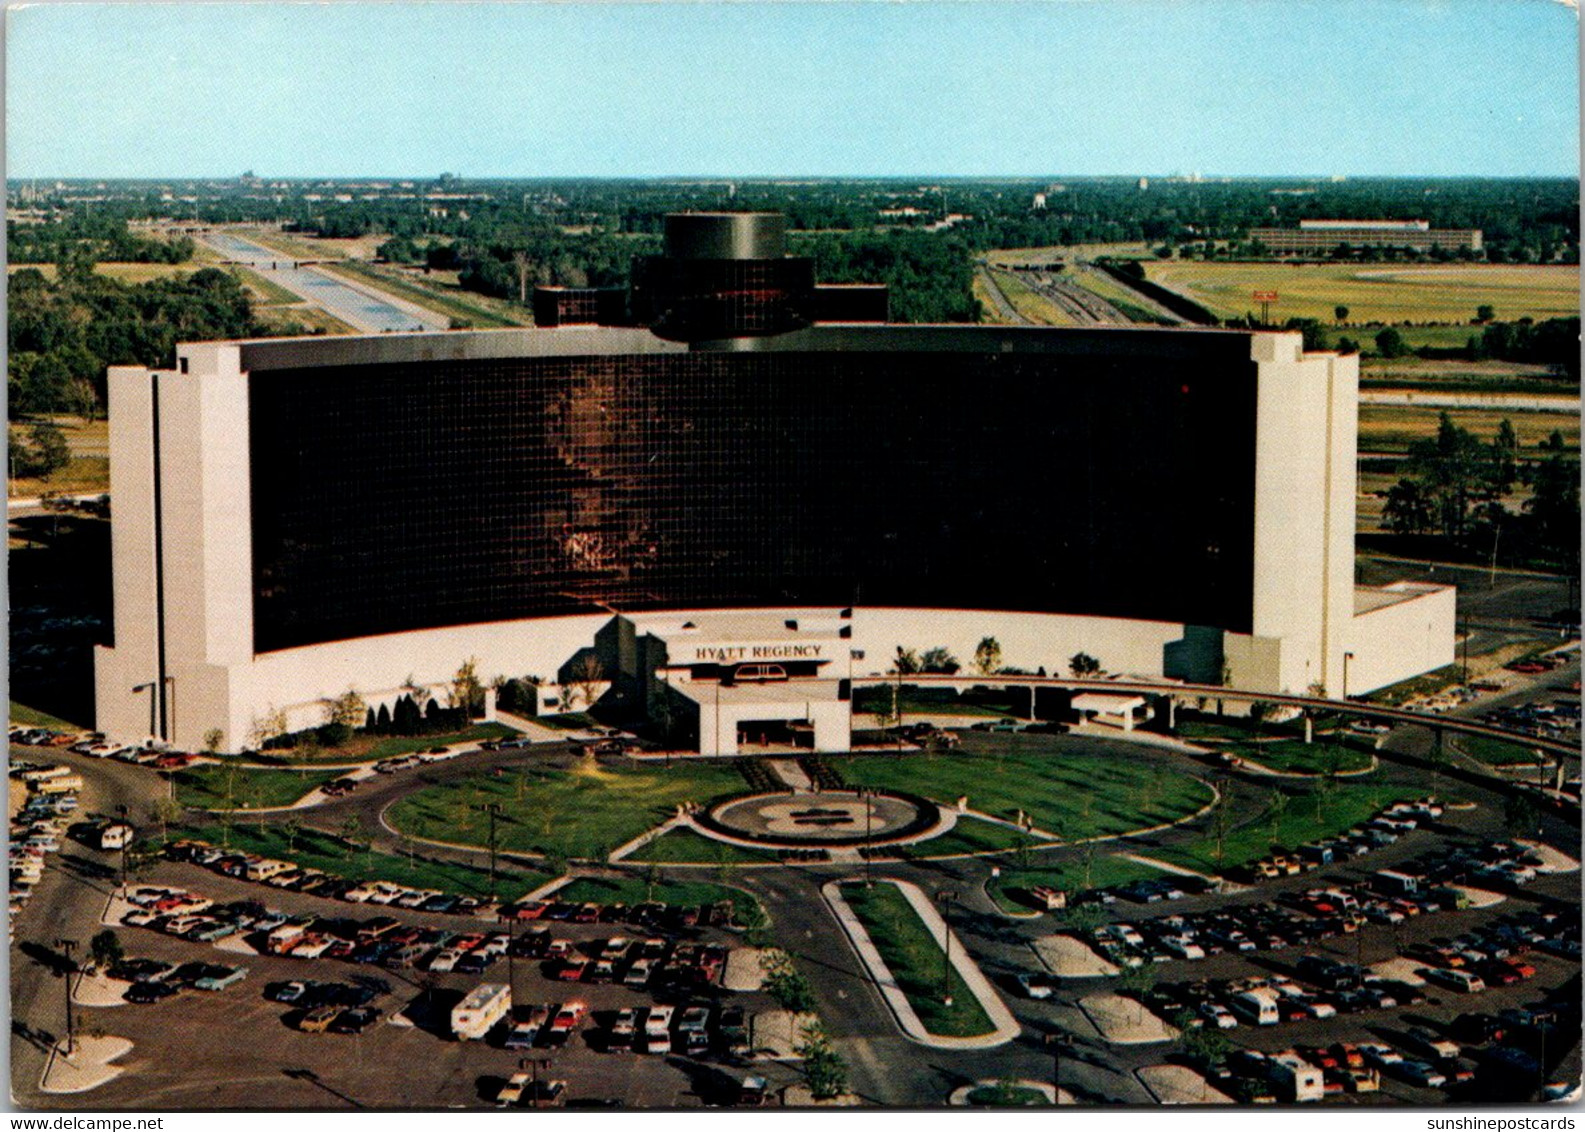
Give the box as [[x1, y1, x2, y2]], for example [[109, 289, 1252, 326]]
[[174, 765, 342, 810], [841, 882, 994, 1039]]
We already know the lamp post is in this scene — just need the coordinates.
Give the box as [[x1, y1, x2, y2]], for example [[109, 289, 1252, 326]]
[[132, 682, 157, 743], [116, 804, 130, 885], [863, 788, 874, 888], [57, 938, 78, 1055], [484, 803, 502, 901], [934, 889, 958, 1006], [1045, 1031, 1073, 1104]]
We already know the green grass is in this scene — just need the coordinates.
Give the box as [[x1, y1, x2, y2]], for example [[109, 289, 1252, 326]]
[[229, 265, 302, 306], [840, 882, 995, 1038], [965, 1084, 1050, 1106], [1229, 738, 1375, 775], [174, 765, 343, 810], [1067, 267, 1174, 323], [986, 857, 1160, 913], [1156, 781, 1417, 876], [1453, 734, 1546, 767], [625, 827, 780, 865], [853, 686, 1009, 719], [521, 712, 598, 731], [557, 875, 762, 923], [832, 741, 1214, 840], [387, 758, 747, 859], [985, 269, 1073, 326], [9, 701, 87, 732], [258, 722, 516, 763], [183, 823, 550, 901], [911, 816, 1044, 858]]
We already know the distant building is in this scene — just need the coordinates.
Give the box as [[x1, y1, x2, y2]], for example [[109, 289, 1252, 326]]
[[1250, 219, 1482, 254]]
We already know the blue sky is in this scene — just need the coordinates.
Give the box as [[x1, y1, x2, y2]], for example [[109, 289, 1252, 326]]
[[6, 1, 1579, 178]]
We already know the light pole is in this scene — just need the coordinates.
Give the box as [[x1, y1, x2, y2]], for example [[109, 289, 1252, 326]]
[[132, 682, 157, 742], [1045, 1031, 1073, 1104], [57, 938, 78, 1055], [935, 889, 958, 1006], [484, 803, 502, 901], [116, 804, 130, 886]]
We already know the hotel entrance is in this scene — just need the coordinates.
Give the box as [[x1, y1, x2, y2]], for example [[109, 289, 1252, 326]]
[[735, 718, 815, 753]]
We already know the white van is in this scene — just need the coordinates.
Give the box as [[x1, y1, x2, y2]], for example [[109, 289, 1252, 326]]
[[1229, 989, 1280, 1026]]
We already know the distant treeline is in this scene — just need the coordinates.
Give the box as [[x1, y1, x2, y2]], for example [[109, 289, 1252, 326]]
[[8, 215, 194, 265], [8, 264, 271, 417]]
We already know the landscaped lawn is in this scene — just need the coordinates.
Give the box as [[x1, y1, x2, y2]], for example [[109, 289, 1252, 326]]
[[259, 722, 519, 763], [182, 822, 551, 901], [1230, 738, 1375, 775], [965, 1084, 1050, 1106], [1454, 734, 1546, 767], [8, 700, 86, 732], [557, 875, 762, 923], [386, 758, 747, 860], [911, 816, 1044, 858], [174, 765, 342, 810], [1156, 781, 1418, 876], [832, 740, 1214, 840], [625, 827, 779, 865], [853, 685, 1012, 719], [840, 881, 994, 1039]]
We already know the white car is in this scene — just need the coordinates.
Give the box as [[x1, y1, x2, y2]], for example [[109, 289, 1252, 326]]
[[1358, 1043, 1403, 1069], [1015, 973, 1054, 999], [1201, 1003, 1238, 1029]]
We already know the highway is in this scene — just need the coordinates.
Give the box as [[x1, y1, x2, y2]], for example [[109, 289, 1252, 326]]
[[200, 233, 445, 334]]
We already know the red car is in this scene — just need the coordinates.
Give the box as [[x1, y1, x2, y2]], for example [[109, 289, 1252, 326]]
[[554, 958, 588, 981], [502, 902, 547, 922]]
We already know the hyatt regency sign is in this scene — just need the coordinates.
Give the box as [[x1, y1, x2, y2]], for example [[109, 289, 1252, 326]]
[[691, 644, 826, 662]]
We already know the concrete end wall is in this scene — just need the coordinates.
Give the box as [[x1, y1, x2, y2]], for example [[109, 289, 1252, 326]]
[[1344, 584, 1458, 695]]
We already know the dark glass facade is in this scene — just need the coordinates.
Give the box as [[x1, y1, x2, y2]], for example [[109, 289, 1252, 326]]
[[248, 336, 1258, 653]]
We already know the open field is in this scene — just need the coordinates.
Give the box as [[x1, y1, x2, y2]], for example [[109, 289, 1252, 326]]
[[7, 261, 203, 283], [181, 822, 551, 898], [973, 270, 1015, 325], [1142, 261, 1579, 324], [235, 228, 389, 262], [1452, 734, 1548, 768], [1359, 404, 1578, 454], [173, 765, 342, 811], [912, 816, 1042, 857], [841, 881, 994, 1038], [1229, 737, 1376, 775], [1361, 357, 1569, 391], [832, 742, 1215, 839], [1064, 266, 1176, 323], [252, 304, 359, 336], [7, 455, 109, 500], [387, 758, 748, 859]]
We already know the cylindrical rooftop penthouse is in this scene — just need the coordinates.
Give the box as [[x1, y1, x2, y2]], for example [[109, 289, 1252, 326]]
[[665, 212, 786, 260]]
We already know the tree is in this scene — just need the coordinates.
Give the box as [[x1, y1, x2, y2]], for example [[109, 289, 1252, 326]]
[[451, 657, 486, 718], [89, 929, 124, 972], [1374, 327, 1409, 358], [891, 646, 921, 676], [973, 637, 1002, 677], [762, 949, 818, 1013], [569, 654, 606, 712], [797, 1022, 850, 1100], [1266, 788, 1290, 848], [1503, 791, 1539, 839], [1069, 652, 1101, 677], [1334, 305, 1349, 323], [201, 728, 224, 755], [325, 687, 367, 731], [1476, 304, 1496, 323], [1117, 959, 1158, 1022], [339, 814, 368, 855], [1383, 477, 1435, 535], [919, 646, 960, 674], [1211, 801, 1232, 866], [10, 420, 70, 479], [281, 817, 303, 854]]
